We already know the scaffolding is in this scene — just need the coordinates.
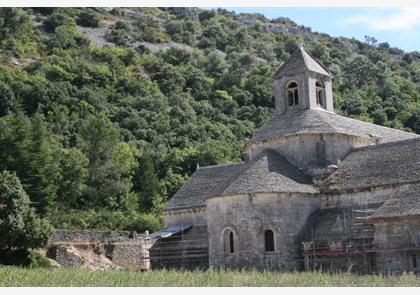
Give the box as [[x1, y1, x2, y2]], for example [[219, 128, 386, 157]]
[[142, 225, 209, 270], [302, 201, 420, 274]]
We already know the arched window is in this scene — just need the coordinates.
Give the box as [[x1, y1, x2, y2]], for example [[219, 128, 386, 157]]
[[286, 82, 299, 107], [264, 229, 275, 252], [316, 80, 325, 107], [224, 229, 235, 254]]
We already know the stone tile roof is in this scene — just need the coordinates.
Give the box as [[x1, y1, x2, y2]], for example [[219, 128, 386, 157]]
[[274, 45, 331, 78], [164, 149, 318, 211], [370, 184, 420, 220], [331, 137, 420, 192], [249, 108, 419, 144], [215, 149, 318, 197], [163, 162, 246, 211]]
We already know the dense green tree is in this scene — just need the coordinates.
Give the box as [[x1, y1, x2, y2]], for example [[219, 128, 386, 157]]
[[77, 8, 100, 28], [0, 8, 38, 56], [343, 55, 377, 88], [0, 170, 53, 251], [0, 8, 32, 41], [133, 154, 165, 213], [48, 25, 90, 51], [56, 147, 89, 208], [203, 50, 227, 78], [226, 51, 254, 81], [77, 112, 137, 209], [0, 80, 15, 116], [42, 11, 76, 32], [0, 113, 60, 215], [25, 113, 60, 215]]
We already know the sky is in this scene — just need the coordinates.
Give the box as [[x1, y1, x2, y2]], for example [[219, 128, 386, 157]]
[[6, 0, 420, 53]]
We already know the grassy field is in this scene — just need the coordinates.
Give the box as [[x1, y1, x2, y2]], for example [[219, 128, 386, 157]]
[[0, 267, 420, 287]]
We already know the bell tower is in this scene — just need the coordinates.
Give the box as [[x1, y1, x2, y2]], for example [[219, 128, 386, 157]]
[[274, 45, 333, 114]]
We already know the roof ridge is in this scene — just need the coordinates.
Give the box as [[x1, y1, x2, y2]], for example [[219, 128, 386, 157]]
[[301, 46, 332, 76], [351, 136, 420, 153], [249, 108, 419, 144], [334, 113, 419, 135], [300, 46, 309, 69], [197, 161, 244, 170]]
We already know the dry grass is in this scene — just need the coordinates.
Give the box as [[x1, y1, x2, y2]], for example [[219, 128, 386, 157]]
[[1, 267, 419, 287]]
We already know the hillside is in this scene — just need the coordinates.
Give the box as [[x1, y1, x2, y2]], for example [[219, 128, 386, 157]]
[[0, 7, 419, 233]]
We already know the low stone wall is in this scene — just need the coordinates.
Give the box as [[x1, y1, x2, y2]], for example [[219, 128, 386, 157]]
[[106, 243, 146, 269], [50, 229, 140, 244], [46, 229, 158, 270], [47, 244, 84, 267]]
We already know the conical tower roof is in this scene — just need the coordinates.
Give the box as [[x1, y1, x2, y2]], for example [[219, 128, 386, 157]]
[[274, 45, 331, 78]]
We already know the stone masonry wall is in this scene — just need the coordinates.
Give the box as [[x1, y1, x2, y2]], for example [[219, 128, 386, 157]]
[[47, 229, 157, 270], [50, 229, 140, 243], [206, 192, 320, 271], [374, 220, 420, 274]]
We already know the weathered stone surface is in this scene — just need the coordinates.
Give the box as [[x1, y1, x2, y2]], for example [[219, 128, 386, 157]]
[[46, 240, 155, 270], [47, 245, 84, 267], [50, 229, 139, 244]]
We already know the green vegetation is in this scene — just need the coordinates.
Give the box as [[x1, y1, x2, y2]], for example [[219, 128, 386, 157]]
[[0, 267, 419, 287], [0, 250, 51, 268], [0, 7, 419, 252], [0, 171, 52, 267], [0, 171, 52, 251]]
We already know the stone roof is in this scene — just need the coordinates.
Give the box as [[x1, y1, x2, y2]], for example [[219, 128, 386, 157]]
[[274, 45, 331, 79], [164, 149, 318, 211], [331, 137, 420, 192], [163, 162, 246, 211], [214, 149, 318, 197], [249, 108, 419, 144], [370, 184, 420, 220]]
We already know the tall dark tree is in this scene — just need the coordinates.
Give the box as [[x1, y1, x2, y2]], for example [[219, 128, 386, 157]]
[[133, 154, 164, 213], [0, 113, 59, 215], [0, 170, 53, 251], [78, 112, 137, 209], [26, 113, 60, 215]]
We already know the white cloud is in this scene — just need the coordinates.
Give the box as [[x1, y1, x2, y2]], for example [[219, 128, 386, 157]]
[[344, 8, 419, 31]]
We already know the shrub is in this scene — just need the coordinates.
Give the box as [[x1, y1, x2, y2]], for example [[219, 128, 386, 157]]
[[43, 12, 76, 32], [77, 8, 100, 28], [0, 249, 51, 268], [26, 250, 51, 268]]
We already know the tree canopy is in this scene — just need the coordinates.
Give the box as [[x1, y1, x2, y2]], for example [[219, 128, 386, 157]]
[[0, 170, 53, 251]]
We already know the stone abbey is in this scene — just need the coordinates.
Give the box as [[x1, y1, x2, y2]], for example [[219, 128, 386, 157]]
[[148, 45, 420, 274]]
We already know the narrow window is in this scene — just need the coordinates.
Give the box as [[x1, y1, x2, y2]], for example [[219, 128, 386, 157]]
[[286, 82, 298, 107], [316, 80, 325, 107], [229, 232, 234, 253], [413, 254, 417, 268], [224, 229, 234, 254], [265, 229, 275, 252], [288, 90, 294, 106]]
